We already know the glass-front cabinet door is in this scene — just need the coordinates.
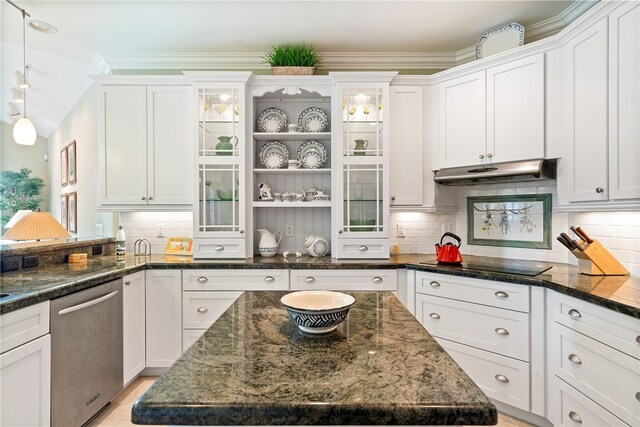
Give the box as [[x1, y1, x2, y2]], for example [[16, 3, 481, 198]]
[[190, 73, 251, 258], [331, 73, 396, 259]]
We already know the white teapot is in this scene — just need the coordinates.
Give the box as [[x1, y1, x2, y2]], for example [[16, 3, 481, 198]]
[[257, 229, 282, 257], [305, 235, 329, 257]]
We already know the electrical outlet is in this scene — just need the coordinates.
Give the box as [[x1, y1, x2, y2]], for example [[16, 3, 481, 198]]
[[442, 223, 451, 234], [397, 223, 407, 237], [285, 224, 294, 237]]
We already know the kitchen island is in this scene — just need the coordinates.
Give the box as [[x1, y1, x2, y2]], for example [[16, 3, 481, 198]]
[[131, 291, 497, 425]]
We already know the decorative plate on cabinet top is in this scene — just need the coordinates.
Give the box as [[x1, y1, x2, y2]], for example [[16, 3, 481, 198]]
[[259, 141, 289, 169], [298, 107, 329, 132], [297, 140, 327, 169], [257, 107, 288, 132], [475, 22, 524, 60]]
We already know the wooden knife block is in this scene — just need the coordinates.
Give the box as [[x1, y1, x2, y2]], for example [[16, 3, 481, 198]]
[[571, 240, 629, 276]]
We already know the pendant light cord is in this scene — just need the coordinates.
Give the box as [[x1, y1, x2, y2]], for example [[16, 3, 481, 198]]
[[4, 0, 31, 116]]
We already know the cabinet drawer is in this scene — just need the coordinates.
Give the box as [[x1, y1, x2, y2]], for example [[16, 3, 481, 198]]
[[556, 378, 629, 427], [555, 323, 640, 425], [417, 294, 529, 361], [183, 269, 288, 291], [193, 238, 246, 259], [336, 239, 389, 259], [182, 329, 205, 352], [0, 301, 50, 354], [290, 270, 396, 291], [436, 337, 530, 411], [416, 272, 530, 313], [182, 291, 242, 329], [551, 291, 640, 360]]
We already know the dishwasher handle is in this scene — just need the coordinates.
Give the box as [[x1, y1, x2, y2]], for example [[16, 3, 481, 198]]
[[58, 290, 119, 315]]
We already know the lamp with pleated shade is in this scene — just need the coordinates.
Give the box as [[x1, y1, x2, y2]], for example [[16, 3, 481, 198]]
[[3, 209, 70, 241], [3, 209, 33, 229]]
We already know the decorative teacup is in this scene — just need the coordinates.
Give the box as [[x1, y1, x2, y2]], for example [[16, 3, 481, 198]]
[[288, 124, 300, 133], [288, 159, 301, 169], [273, 192, 283, 202]]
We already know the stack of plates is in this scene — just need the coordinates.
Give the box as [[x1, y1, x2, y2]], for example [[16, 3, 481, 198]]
[[297, 141, 327, 169], [298, 107, 328, 132], [259, 141, 289, 168]]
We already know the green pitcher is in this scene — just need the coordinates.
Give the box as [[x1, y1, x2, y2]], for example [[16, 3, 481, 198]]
[[354, 139, 368, 156], [215, 135, 238, 156]]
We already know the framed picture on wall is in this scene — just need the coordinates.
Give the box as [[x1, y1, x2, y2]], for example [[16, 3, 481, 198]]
[[68, 140, 77, 184], [61, 146, 68, 187], [68, 192, 77, 234], [60, 194, 68, 230]]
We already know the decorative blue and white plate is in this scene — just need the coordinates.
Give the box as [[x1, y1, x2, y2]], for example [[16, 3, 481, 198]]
[[298, 107, 328, 132], [259, 141, 289, 169], [297, 140, 327, 169], [257, 107, 288, 132]]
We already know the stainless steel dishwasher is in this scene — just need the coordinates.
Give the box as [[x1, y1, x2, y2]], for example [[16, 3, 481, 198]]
[[50, 279, 123, 427]]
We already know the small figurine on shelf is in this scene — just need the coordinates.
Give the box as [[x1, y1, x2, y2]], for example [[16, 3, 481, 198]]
[[283, 250, 290, 261], [295, 251, 302, 259], [258, 182, 273, 201]]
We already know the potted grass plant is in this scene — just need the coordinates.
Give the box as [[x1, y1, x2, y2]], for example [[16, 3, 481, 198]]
[[263, 43, 322, 75]]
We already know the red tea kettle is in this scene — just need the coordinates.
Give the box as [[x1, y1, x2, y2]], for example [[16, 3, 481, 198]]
[[435, 232, 463, 264]]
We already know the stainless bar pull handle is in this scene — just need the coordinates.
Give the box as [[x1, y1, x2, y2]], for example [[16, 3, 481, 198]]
[[197, 307, 208, 313], [372, 277, 383, 284], [358, 245, 368, 252], [429, 281, 440, 288], [124, 281, 131, 286], [495, 291, 509, 298], [495, 374, 509, 383], [429, 313, 440, 319], [214, 245, 225, 251], [568, 354, 582, 365], [305, 277, 316, 284], [568, 309, 582, 318], [58, 291, 119, 315], [264, 276, 275, 283], [568, 411, 582, 423], [495, 328, 509, 336], [197, 277, 208, 283]]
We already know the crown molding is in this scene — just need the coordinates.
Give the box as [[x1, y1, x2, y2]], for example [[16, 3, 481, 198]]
[[525, 0, 597, 43]]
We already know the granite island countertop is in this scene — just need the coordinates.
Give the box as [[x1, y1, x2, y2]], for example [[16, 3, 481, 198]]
[[1, 254, 638, 318], [131, 291, 498, 426]]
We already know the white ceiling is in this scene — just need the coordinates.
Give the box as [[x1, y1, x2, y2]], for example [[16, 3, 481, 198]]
[[0, 0, 596, 138]]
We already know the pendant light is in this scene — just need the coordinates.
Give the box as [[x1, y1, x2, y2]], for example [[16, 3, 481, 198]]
[[8, 0, 36, 145]]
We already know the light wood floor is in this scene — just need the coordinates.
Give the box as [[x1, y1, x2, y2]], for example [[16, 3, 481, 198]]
[[86, 376, 536, 427]]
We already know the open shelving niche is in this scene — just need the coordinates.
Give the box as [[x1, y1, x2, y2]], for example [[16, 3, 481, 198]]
[[249, 88, 333, 256]]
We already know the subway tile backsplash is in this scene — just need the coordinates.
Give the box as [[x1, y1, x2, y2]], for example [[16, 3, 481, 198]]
[[118, 212, 192, 255]]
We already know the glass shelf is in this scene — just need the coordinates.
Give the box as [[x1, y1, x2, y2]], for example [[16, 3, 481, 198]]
[[253, 132, 331, 141]]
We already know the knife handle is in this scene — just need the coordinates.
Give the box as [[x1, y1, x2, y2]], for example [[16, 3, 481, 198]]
[[570, 226, 584, 242], [556, 236, 574, 251], [561, 232, 584, 251], [576, 227, 594, 244]]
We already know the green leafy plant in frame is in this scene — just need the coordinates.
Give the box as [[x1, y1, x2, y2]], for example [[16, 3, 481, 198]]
[[263, 43, 322, 68], [0, 168, 45, 229]]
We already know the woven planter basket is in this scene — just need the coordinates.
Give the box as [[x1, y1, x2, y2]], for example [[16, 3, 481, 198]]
[[272, 66, 316, 75]]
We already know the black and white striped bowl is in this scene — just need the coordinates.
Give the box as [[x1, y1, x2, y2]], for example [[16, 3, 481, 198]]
[[280, 291, 355, 334]]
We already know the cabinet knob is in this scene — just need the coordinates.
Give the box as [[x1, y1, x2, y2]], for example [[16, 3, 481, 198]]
[[479, 154, 485, 159], [636, 391, 640, 402], [495, 328, 510, 336], [495, 374, 509, 383], [595, 187, 604, 194], [358, 245, 368, 252], [338, 230, 343, 234], [429, 312, 440, 319], [214, 245, 225, 251], [636, 335, 640, 345], [429, 281, 440, 288], [391, 196, 396, 201], [264, 276, 275, 283], [124, 281, 130, 286], [568, 411, 582, 424], [568, 308, 582, 319], [148, 196, 153, 200], [197, 277, 208, 283], [568, 353, 582, 365], [197, 307, 208, 313], [239, 230, 244, 234], [141, 196, 146, 200], [372, 276, 383, 284], [487, 153, 493, 159], [494, 291, 509, 298], [305, 277, 316, 284]]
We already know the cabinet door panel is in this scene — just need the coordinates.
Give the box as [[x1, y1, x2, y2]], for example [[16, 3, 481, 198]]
[[123, 271, 145, 385], [99, 86, 148, 205], [145, 270, 182, 368], [564, 18, 609, 202], [390, 86, 423, 206], [147, 86, 192, 205], [609, 2, 640, 200], [439, 71, 486, 168], [487, 54, 544, 163]]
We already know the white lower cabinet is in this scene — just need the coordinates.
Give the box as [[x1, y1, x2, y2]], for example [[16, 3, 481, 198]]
[[123, 271, 146, 384], [145, 270, 182, 368], [290, 269, 397, 291], [0, 302, 51, 427], [182, 291, 242, 343], [556, 378, 628, 427]]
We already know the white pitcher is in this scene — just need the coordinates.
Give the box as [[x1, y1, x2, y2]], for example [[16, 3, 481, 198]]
[[257, 229, 282, 257]]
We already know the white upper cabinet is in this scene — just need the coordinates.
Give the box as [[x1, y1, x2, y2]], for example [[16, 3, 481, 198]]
[[98, 79, 191, 208], [438, 71, 487, 168], [608, 1, 640, 201], [563, 17, 609, 202]]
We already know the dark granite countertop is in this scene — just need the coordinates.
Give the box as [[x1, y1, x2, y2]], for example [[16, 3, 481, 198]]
[[131, 291, 497, 425], [1, 254, 638, 318]]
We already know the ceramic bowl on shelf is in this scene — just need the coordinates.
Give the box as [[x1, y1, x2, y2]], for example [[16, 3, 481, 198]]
[[217, 190, 234, 201], [350, 219, 376, 232], [280, 291, 355, 334]]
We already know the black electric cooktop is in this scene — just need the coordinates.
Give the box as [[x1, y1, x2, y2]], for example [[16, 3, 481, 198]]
[[420, 261, 553, 277]]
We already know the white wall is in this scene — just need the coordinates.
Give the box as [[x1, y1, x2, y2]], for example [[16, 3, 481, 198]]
[[47, 83, 114, 237]]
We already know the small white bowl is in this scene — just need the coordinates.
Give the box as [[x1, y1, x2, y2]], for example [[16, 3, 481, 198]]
[[280, 291, 355, 334]]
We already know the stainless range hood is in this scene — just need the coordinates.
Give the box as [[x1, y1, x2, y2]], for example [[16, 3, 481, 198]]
[[433, 159, 557, 186]]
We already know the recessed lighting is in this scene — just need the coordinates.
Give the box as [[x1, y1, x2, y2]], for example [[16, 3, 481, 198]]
[[28, 20, 57, 34]]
